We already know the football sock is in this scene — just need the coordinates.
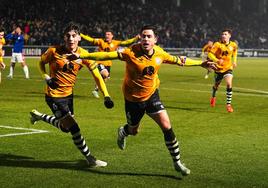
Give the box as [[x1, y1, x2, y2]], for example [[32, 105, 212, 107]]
[[226, 87, 232, 104], [40, 113, 61, 129], [212, 86, 217, 97], [70, 124, 91, 157], [163, 128, 181, 163], [118, 124, 129, 138], [9, 66, 14, 76], [23, 65, 29, 78]]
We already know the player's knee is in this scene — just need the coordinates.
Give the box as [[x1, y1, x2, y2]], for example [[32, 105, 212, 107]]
[[59, 126, 70, 133], [59, 114, 78, 133]]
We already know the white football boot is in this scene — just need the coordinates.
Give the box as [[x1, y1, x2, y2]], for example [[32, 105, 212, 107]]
[[86, 155, 107, 167], [174, 161, 191, 176], [30, 109, 42, 125]]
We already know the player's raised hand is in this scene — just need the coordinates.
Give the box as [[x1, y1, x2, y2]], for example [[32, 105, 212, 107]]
[[201, 60, 218, 70], [45, 77, 59, 89], [104, 96, 114, 109]]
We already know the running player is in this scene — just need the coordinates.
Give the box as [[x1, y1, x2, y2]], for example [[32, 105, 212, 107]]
[[0, 28, 6, 83], [208, 29, 238, 113], [29, 23, 114, 167], [68, 25, 216, 176], [201, 40, 213, 79], [80, 31, 139, 98]]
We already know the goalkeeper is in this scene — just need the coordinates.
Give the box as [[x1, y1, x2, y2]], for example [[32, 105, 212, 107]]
[[30, 22, 114, 168]]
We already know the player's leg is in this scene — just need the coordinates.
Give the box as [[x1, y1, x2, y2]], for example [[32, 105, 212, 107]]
[[31, 95, 106, 167], [7, 53, 16, 79], [117, 99, 145, 150], [92, 64, 109, 98], [210, 72, 222, 107], [204, 69, 210, 79], [60, 114, 107, 167], [0, 60, 5, 83], [224, 71, 234, 112], [30, 96, 63, 128], [146, 90, 190, 176], [19, 54, 29, 79]]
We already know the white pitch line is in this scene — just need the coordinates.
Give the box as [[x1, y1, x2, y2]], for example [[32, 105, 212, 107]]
[[6, 76, 268, 97], [0, 125, 49, 138], [160, 87, 268, 98]]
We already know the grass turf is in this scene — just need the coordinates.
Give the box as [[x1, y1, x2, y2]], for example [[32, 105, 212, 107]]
[[0, 57, 267, 188]]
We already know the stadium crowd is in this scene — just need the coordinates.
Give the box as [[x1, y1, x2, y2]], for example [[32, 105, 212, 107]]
[[0, 0, 267, 48]]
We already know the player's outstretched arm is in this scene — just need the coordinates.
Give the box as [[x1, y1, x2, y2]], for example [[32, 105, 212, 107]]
[[68, 51, 119, 61], [91, 68, 114, 109], [120, 35, 139, 46], [207, 52, 218, 63], [80, 33, 94, 43]]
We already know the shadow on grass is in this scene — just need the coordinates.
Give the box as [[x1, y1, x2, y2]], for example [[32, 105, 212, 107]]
[[0, 153, 182, 180]]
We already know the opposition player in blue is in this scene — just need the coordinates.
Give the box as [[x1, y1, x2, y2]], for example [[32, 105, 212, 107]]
[[5, 26, 29, 79]]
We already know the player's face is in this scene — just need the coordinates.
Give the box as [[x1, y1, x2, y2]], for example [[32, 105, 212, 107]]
[[15, 27, 21, 34], [221, 31, 231, 43], [64, 30, 81, 52], [105, 32, 113, 43], [140, 29, 157, 54]]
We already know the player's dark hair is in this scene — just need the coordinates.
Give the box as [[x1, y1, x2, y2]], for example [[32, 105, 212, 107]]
[[222, 28, 232, 35], [0, 27, 4, 32], [140, 25, 158, 37], [63, 22, 80, 35], [105, 29, 113, 34]]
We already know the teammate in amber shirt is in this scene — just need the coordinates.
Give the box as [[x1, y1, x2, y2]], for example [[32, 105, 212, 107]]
[[208, 28, 238, 113], [30, 23, 113, 168], [80, 31, 139, 98], [0, 28, 6, 83]]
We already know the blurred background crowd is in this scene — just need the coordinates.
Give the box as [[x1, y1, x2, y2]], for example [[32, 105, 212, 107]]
[[0, 0, 267, 48]]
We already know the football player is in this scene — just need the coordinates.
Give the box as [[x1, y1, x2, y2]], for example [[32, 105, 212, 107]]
[[30, 22, 114, 167], [5, 26, 29, 79], [68, 25, 216, 176], [80, 31, 139, 98], [208, 28, 238, 113], [201, 40, 213, 79], [0, 28, 6, 83]]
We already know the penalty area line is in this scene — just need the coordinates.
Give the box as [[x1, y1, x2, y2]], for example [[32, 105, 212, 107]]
[[0, 125, 49, 138]]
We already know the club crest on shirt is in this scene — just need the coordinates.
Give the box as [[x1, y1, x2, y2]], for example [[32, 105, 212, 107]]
[[228, 46, 233, 51], [155, 57, 162, 65]]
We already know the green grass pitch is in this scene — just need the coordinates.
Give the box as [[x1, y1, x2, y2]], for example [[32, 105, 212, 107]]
[[0, 57, 267, 188]]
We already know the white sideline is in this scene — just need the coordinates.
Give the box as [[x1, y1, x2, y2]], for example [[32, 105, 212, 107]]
[[161, 87, 268, 98], [0, 125, 49, 138], [5, 77, 268, 97]]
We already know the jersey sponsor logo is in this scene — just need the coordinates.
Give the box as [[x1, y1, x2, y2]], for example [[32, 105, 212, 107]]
[[142, 66, 155, 76]]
